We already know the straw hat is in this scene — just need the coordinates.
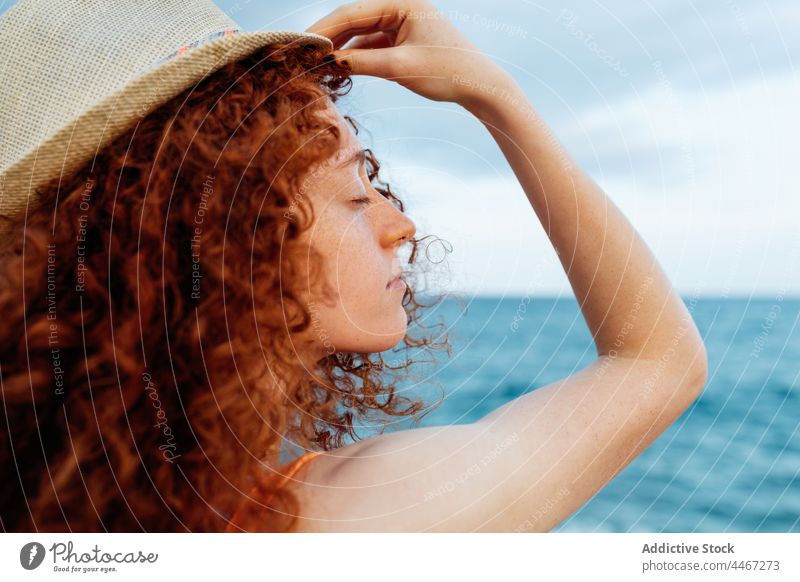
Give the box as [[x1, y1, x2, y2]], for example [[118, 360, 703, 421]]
[[0, 0, 332, 231]]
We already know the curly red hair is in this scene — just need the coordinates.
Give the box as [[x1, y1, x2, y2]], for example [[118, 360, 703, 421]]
[[0, 44, 449, 532]]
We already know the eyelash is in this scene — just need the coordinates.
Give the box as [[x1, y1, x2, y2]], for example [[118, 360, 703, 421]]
[[350, 196, 372, 206]]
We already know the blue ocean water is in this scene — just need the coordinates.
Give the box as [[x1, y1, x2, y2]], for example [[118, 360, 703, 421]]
[[382, 296, 799, 532]]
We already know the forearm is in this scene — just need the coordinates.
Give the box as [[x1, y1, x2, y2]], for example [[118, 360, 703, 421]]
[[462, 77, 704, 365]]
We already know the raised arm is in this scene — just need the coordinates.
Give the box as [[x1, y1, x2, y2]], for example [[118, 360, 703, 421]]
[[461, 80, 704, 366], [292, 0, 708, 532]]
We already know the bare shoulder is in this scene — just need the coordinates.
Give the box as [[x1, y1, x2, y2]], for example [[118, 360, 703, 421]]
[[289, 356, 705, 532], [289, 423, 487, 532]]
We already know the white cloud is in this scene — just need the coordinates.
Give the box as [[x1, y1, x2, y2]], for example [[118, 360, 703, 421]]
[[387, 72, 800, 296]]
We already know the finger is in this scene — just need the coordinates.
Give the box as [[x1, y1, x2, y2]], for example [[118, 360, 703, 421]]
[[333, 47, 399, 78], [342, 31, 396, 50], [305, 0, 406, 49]]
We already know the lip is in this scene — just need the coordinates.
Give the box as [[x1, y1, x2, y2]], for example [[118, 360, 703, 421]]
[[386, 275, 406, 290]]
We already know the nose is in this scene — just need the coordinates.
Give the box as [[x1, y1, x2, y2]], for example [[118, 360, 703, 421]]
[[379, 199, 416, 249]]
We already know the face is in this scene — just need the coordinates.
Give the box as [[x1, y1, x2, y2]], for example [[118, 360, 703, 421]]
[[292, 101, 417, 363]]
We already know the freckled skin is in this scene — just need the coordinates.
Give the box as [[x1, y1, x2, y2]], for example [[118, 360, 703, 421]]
[[293, 101, 416, 362]]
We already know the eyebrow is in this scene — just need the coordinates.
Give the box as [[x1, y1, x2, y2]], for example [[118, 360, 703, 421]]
[[337, 147, 367, 168]]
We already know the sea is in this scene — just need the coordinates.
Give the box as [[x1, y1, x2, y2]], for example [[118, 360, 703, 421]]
[[376, 296, 799, 533]]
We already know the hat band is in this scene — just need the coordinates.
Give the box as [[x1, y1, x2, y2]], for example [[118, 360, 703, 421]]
[[143, 27, 240, 72]]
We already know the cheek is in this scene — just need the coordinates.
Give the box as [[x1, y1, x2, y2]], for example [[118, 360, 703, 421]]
[[334, 225, 384, 300], [309, 214, 374, 297], [308, 224, 408, 352]]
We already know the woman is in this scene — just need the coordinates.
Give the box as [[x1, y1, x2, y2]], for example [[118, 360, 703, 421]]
[[0, 0, 707, 533], [287, 0, 707, 532]]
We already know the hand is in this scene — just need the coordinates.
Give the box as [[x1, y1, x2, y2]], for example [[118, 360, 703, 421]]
[[306, 0, 514, 107]]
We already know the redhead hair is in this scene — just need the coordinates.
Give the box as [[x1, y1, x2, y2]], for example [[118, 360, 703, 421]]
[[0, 44, 449, 532]]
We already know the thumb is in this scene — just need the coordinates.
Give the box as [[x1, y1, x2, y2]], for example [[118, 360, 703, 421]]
[[333, 48, 401, 79]]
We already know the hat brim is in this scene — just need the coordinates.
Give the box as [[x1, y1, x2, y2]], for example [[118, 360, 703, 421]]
[[0, 30, 332, 229]]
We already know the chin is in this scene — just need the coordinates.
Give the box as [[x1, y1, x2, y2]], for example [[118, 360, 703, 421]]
[[369, 331, 407, 353], [339, 320, 408, 354]]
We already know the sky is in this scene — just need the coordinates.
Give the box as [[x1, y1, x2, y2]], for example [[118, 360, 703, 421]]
[[4, 0, 798, 296]]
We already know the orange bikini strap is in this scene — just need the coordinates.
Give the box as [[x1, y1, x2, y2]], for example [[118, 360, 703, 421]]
[[276, 450, 323, 485], [226, 450, 323, 532]]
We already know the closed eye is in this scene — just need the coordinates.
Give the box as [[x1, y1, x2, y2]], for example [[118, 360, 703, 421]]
[[350, 196, 372, 206]]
